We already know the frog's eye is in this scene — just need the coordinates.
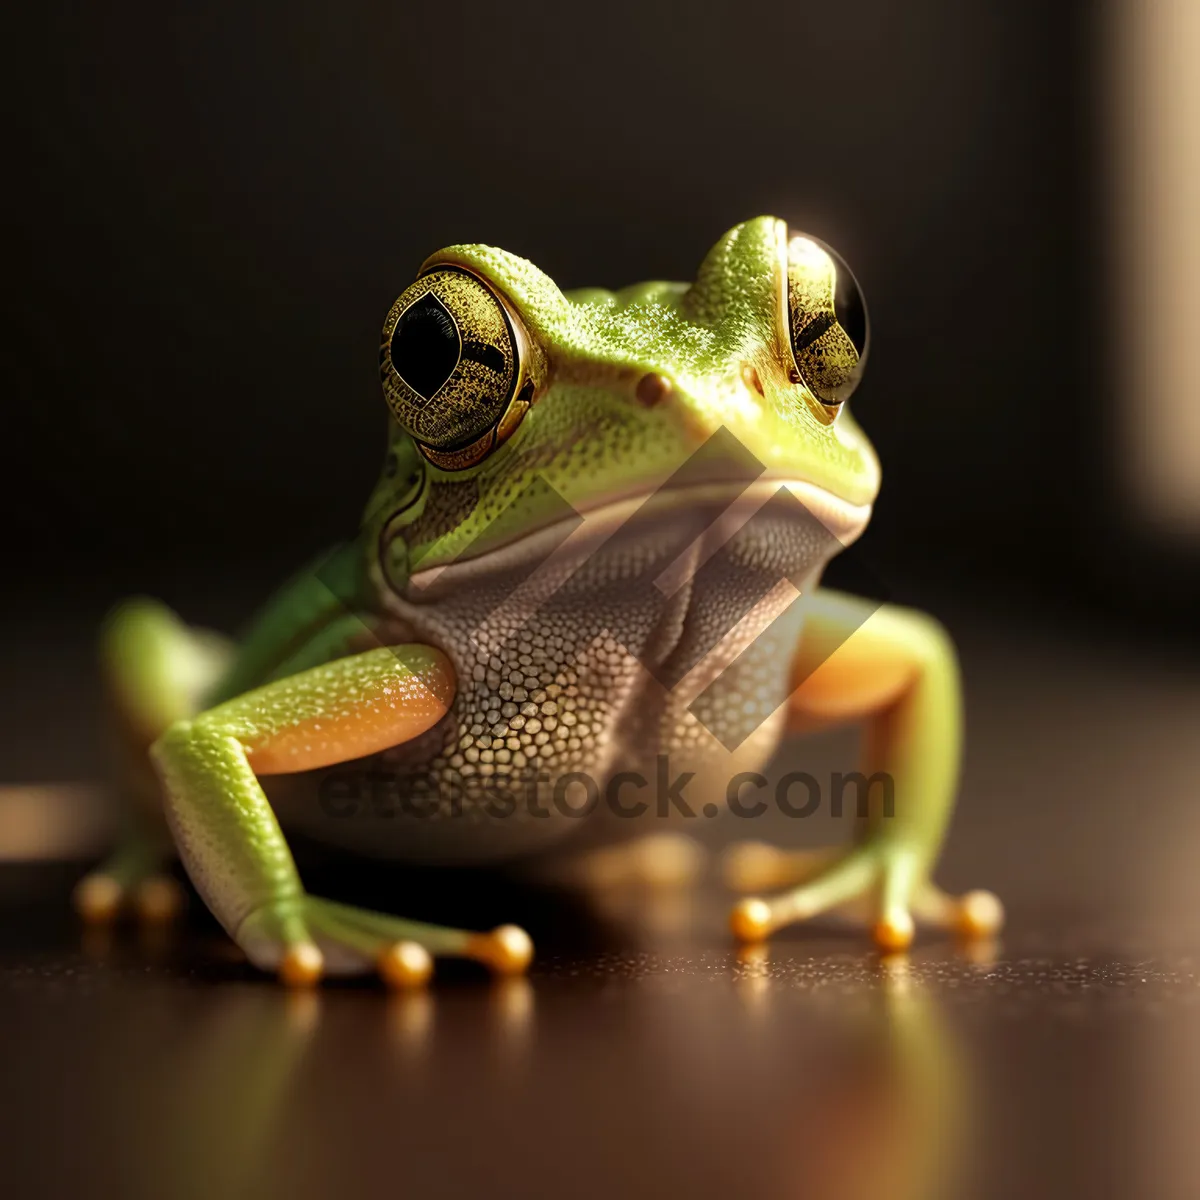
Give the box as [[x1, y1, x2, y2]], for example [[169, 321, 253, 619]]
[[784, 234, 869, 410], [380, 266, 534, 470]]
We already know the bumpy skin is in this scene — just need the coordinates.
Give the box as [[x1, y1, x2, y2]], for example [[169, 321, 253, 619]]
[[79, 217, 1002, 985]]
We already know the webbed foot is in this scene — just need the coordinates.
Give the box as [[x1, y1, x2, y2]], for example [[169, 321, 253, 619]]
[[727, 841, 1003, 951], [236, 895, 533, 989]]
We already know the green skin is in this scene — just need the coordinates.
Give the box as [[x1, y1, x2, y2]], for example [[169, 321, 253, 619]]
[[81, 217, 997, 983]]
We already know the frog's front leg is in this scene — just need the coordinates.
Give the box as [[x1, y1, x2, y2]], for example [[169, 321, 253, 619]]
[[728, 589, 1004, 951], [151, 643, 532, 987]]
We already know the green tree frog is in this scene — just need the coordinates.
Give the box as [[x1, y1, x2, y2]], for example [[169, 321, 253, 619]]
[[75, 217, 1002, 987]]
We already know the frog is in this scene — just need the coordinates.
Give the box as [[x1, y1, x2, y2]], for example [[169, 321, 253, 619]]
[[74, 216, 1003, 987]]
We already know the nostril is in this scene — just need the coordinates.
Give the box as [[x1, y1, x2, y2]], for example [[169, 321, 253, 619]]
[[635, 372, 672, 408]]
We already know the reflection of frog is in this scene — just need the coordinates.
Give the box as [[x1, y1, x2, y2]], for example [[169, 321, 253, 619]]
[[76, 217, 1002, 986]]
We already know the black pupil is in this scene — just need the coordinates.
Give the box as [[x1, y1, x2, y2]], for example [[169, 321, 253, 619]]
[[833, 262, 867, 357], [390, 293, 461, 399]]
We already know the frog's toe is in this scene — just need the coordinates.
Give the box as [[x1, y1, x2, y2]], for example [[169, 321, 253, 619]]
[[237, 895, 533, 988], [912, 883, 1005, 941], [73, 872, 125, 923], [465, 925, 535, 976], [74, 866, 185, 926], [872, 910, 916, 953], [278, 941, 325, 988], [376, 941, 434, 990], [729, 897, 773, 942], [133, 875, 186, 924], [958, 890, 1005, 939]]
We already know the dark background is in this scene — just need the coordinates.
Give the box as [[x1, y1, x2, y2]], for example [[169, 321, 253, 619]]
[[7, 0, 1160, 633]]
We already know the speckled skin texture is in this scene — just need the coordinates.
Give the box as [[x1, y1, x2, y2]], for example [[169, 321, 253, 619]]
[[271, 496, 836, 864]]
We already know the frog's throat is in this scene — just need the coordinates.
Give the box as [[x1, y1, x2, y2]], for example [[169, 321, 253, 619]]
[[404, 477, 872, 599]]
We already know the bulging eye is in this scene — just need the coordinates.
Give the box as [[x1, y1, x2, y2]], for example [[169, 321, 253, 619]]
[[785, 233, 869, 409], [380, 266, 532, 469]]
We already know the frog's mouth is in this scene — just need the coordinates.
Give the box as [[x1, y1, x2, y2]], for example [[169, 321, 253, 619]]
[[404, 476, 872, 600]]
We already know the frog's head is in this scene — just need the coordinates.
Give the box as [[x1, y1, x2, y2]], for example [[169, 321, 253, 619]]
[[364, 217, 879, 595]]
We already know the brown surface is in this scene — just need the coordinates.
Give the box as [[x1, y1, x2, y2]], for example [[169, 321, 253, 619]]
[[3, 617, 1200, 1199]]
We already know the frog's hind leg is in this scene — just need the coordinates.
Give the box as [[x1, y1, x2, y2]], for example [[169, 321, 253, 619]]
[[74, 597, 234, 924], [728, 590, 1004, 951]]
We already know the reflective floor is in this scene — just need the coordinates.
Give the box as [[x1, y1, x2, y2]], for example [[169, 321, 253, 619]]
[[3, 612, 1200, 1199]]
